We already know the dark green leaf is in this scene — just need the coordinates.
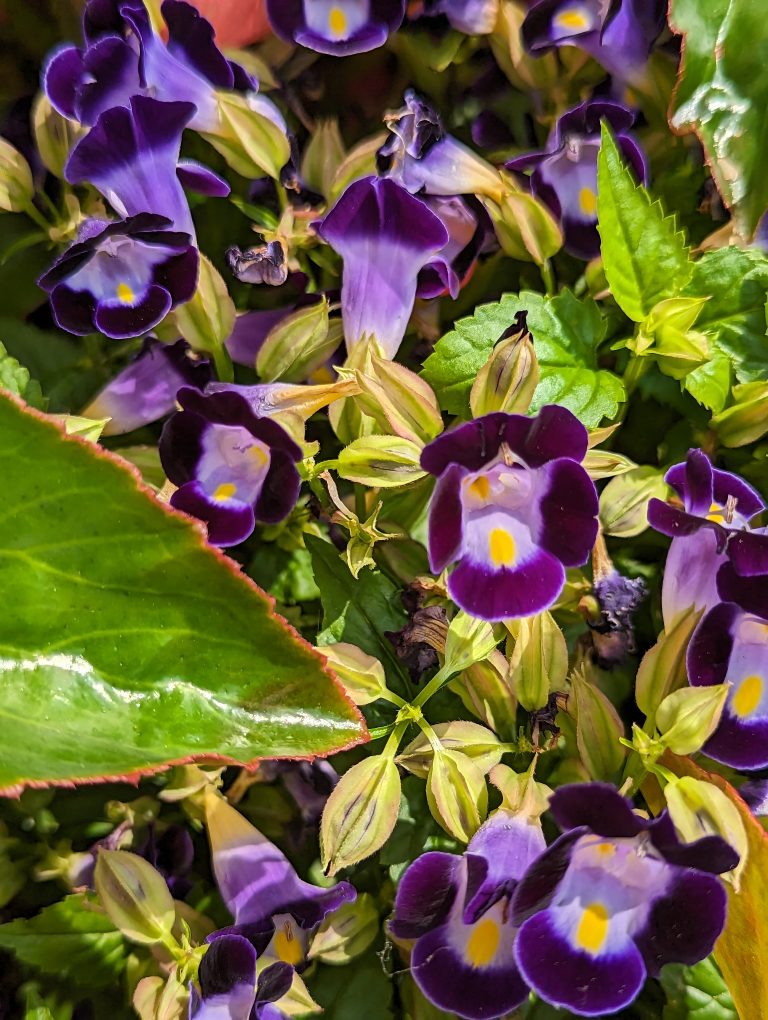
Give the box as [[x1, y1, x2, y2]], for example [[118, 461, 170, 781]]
[[661, 956, 738, 1020], [0, 395, 365, 793], [597, 124, 692, 322], [308, 950, 394, 1020]]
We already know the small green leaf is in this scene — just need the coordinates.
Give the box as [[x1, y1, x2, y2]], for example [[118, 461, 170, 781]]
[[662, 957, 737, 1020], [684, 353, 731, 412], [0, 894, 126, 989], [597, 124, 692, 322], [0, 340, 43, 408]]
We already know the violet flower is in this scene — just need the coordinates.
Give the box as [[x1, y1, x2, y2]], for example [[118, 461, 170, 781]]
[[420, 406, 599, 621], [417, 195, 493, 300], [190, 934, 293, 1020], [424, 0, 499, 35], [159, 387, 302, 546], [506, 99, 646, 260], [648, 449, 766, 627], [522, 0, 667, 84], [266, 0, 406, 56], [511, 783, 737, 1016], [37, 214, 197, 340], [83, 339, 210, 434], [389, 810, 544, 1019], [314, 176, 449, 358]]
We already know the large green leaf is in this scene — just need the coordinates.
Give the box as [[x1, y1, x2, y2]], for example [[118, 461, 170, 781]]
[[670, 0, 768, 239], [597, 125, 692, 322], [421, 290, 624, 425], [0, 395, 365, 793]]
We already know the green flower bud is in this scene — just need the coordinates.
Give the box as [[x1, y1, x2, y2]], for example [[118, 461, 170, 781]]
[[665, 776, 748, 891], [396, 721, 504, 778], [32, 93, 87, 179], [489, 1, 560, 92], [337, 435, 427, 488], [712, 381, 768, 448], [489, 763, 551, 820], [320, 642, 387, 706], [301, 119, 346, 199], [569, 666, 626, 781], [656, 683, 730, 755], [133, 969, 188, 1020], [444, 613, 498, 674], [470, 328, 539, 417], [449, 650, 516, 738], [0, 138, 34, 213], [51, 414, 110, 442], [582, 449, 637, 481], [636, 606, 704, 721], [256, 299, 337, 382], [599, 466, 671, 538], [506, 610, 567, 711], [94, 850, 175, 945], [426, 748, 488, 843], [201, 91, 291, 180], [486, 188, 562, 265], [320, 755, 401, 876], [330, 132, 387, 201], [307, 894, 378, 964], [354, 350, 443, 445], [171, 254, 235, 358]]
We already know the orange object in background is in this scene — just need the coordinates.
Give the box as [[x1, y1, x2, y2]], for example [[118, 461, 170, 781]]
[[185, 0, 271, 48]]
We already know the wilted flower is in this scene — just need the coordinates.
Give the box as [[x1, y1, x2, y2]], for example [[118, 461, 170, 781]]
[[159, 386, 302, 546], [227, 241, 289, 287], [420, 406, 599, 621], [511, 783, 737, 1016], [190, 934, 293, 1020], [266, 0, 406, 55], [389, 810, 545, 1019], [506, 100, 646, 259], [648, 449, 765, 627], [314, 175, 449, 358], [38, 214, 197, 339], [590, 568, 647, 667]]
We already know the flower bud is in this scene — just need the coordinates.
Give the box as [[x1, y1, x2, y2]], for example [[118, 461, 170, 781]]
[[330, 132, 387, 201], [354, 351, 443, 445], [427, 748, 488, 843], [712, 381, 768, 448], [320, 642, 387, 706], [450, 650, 517, 739], [489, 762, 551, 820], [396, 721, 504, 778], [51, 414, 110, 442], [94, 850, 175, 945], [583, 449, 637, 481], [636, 606, 703, 721], [470, 328, 539, 417], [257, 299, 337, 383], [489, 1, 560, 92], [301, 119, 346, 199], [32, 93, 87, 179], [665, 776, 748, 891], [0, 138, 34, 213], [599, 466, 671, 538], [307, 893, 378, 964], [656, 684, 730, 755], [320, 755, 401, 876], [202, 91, 291, 180], [133, 969, 188, 1020], [569, 666, 625, 781], [506, 611, 567, 711], [171, 254, 235, 357], [487, 189, 562, 266], [337, 435, 426, 488], [631, 298, 710, 381], [444, 613, 498, 674]]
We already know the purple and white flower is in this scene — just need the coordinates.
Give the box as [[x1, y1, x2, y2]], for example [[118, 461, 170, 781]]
[[420, 406, 599, 621], [266, 0, 406, 56], [190, 934, 293, 1020], [159, 386, 302, 546], [506, 99, 646, 260], [423, 0, 499, 35], [417, 195, 494, 300]]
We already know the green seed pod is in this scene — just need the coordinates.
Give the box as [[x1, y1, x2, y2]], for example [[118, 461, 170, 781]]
[[444, 613, 498, 674], [569, 666, 625, 781], [599, 466, 671, 538], [256, 299, 336, 382], [470, 328, 539, 417], [665, 777, 748, 891], [656, 684, 730, 755], [94, 850, 175, 946], [201, 91, 291, 180], [426, 748, 488, 843], [337, 434, 427, 488], [320, 642, 388, 706], [506, 611, 567, 711], [307, 894, 379, 964], [172, 254, 235, 358], [397, 721, 504, 778], [0, 138, 34, 213]]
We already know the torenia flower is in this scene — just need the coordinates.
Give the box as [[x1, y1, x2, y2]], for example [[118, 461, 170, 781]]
[[511, 783, 737, 1016], [266, 0, 406, 56], [159, 387, 302, 546], [389, 810, 545, 1019], [648, 449, 765, 627], [506, 100, 646, 260], [314, 176, 448, 358], [417, 195, 493, 300], [420, 406, 598, 621], [522, 0, 666, 84], [424, 0, 499, 35], [687, 561, 768, 770], [38, 214, 197, 339], [190, 934, 293, 1020]]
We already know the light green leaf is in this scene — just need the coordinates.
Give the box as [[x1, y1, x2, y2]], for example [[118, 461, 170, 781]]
[[662, 957, 737, 1020], [597, 124, 692, 322], [670, 0, 768, 239], [0, 396, 365, 793], [0, 340, 43, 408], [684, 352, 732, 412]]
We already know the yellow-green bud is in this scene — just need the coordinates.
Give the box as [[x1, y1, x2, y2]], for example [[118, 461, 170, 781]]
[[712, 381, 768, 448], [301, 119, 346, 199], [450, 650, 516, 738], [307, 894, 378, 964], [665, 776, 748, 891], [171, 254, 235, 356], [444, 613, 498, 674], [94, 850, 175, 945], [486, 188, 562, 265], [582, 449, 637, 481], [396, 721, 504, 778], [256, 299, 337, 382], [506, 610, 567, 711], [337, 434, 426, 488], [599, 466, 671, 538], [569, 666, 626, 780], [0, 138, 34, 213], [656, 683, 730, 755], [133, 969, 188, 1020], [427, 748, 487, 843], [330, 132, 387, 201], [51, 414, 110, 442], [636, 606, 703, 721], [320, 642, 387, 706], [489, 763, 552, 819], [32, 93, 87, 179], [354, 351, 443, 445], [470, 328, 539, 417], [201, 91, 291, 180]]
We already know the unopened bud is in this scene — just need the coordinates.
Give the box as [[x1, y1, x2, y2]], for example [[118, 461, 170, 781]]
[[301, 119, 346, 199], [665, 776, 747, 891], [354, 351, 443, 445], [307, 894, 378, 964], [470, 328, 539, 416], [506, 611, 567, 711], [427, 749, 487, 842], [32, 93, 86, 179], [172, 254, 235, 357], [656, 684, 729, 755], [320, 755, 401, 876], [636, 606, 703, 721], [712, 381, 768, 448], [337, 434, 426, 488], [133, 969, 187, 1020], [489, 763, 551, 820], [330, 132, 387, 200], [397, 721, 504, 778], [0, 138, 34, 213], [202, 91, 290, 180], [51, 414, 110, 442], [320, 642, 387, 706], [444, 613, 497, 674], [94, 850, 175, 945], [583, 449, 637, 481], [450, 650, 516, 739], [599, 466, 671, 538], [569, 666, 625, 781], [488, 189, 562, 266], [257, 299, 340, 383]]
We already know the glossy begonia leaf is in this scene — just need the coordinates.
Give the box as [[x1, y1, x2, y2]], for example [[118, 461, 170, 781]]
[[0, 395, 365, 794], [670, 0, 768, 239], [422, 290, 624, 425]]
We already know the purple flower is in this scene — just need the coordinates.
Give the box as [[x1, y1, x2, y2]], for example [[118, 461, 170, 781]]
[[37, 214, 197, 340], [687, 561, 768, 771], [159, 387, 302, 546], [511, 783, 737, 1016], [425, 0, 498, 34], [522, 0, 666, 83], [506, 100, 646, 260], [266, 0, 406, 56], [390, 810, 545, 1019], [190, 934, 293, 1020], [420, 407, 599, 621], [648, 449, 766, 627], [44, 0, 255, 133], [84, 339, 210, 434], [314, 176, 449, 358], [417, 195, 493, 300]]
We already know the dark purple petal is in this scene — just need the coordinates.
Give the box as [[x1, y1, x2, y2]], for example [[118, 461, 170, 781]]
[[48, 283, 98, 336], [390, 851, 461, 940], [448, 546, 566, 621], [161, 0, 237, 88], [171, 480, 256, 546], [716, 562, 768, 619], [687, 601, 738, 689], [93, 283, 172, 339], [426, 462, 467, 573], [509, 404, 589, 468], [647, 812, 740, 875], [255, 961, 294, 1004], [727, 530, 768, 578], [42, 45, 84, 119], [176, 387, 302, 461], [177, 160, 231, 197], [463, 813, 546, 922], [193, 933, 257, 1020], [711, 467, 765, 520], [157, 244, 199, 305], [254, 450, 302, 525], [421, 414, 509, 476], [548, 783, 644, 838], [648, 499, 712, 539], [77, 34, 142, 125], [159, 405, 206, 485], [267, 0, 405, 56], [536, 458, 598, 567]]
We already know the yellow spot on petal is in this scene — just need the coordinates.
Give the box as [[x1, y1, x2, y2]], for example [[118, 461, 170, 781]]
[[213, 482, 237, 502], [595, 841, 616, 856], [578, 187, 597, 216], [555, 8, 590, 30], [489, 528, 516, 567], [248, 444, 268, 466], [707, 502, 725, 524], [468, 475, 490, 501], [575, 902, 609, 955], [274, 924, 304, 966], [465, 917, 500, 968], [733, 674, 763, 718], [328, 6, 347, 37], [116, 282, 135, 304]]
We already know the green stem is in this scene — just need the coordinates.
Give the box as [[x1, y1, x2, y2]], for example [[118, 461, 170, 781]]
[[354, 483, 366, 521], [412, 664, 453, 709], [210, 344, 234, 383], [22, 201, 52, 235], [382, 720, 409, 758], [540, 259, 556, 297]]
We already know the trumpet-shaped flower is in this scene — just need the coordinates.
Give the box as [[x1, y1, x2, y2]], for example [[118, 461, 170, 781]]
[[190, 934, 293, 1020], [266, 0, 406, 56]]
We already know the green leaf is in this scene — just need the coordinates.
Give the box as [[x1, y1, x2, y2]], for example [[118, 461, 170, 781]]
[[670, 0, 768, 239], [597, 124, 692, 322], [682, 247, 768, 382], [422, 290, 624, 425], [0, 340, 43, 408], [683, 353, 731, 413], [661, 957, 738, 1020], [308, 951, 393, 1020], [0, 396, 365, 793], [0, 894, 126, 989]]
